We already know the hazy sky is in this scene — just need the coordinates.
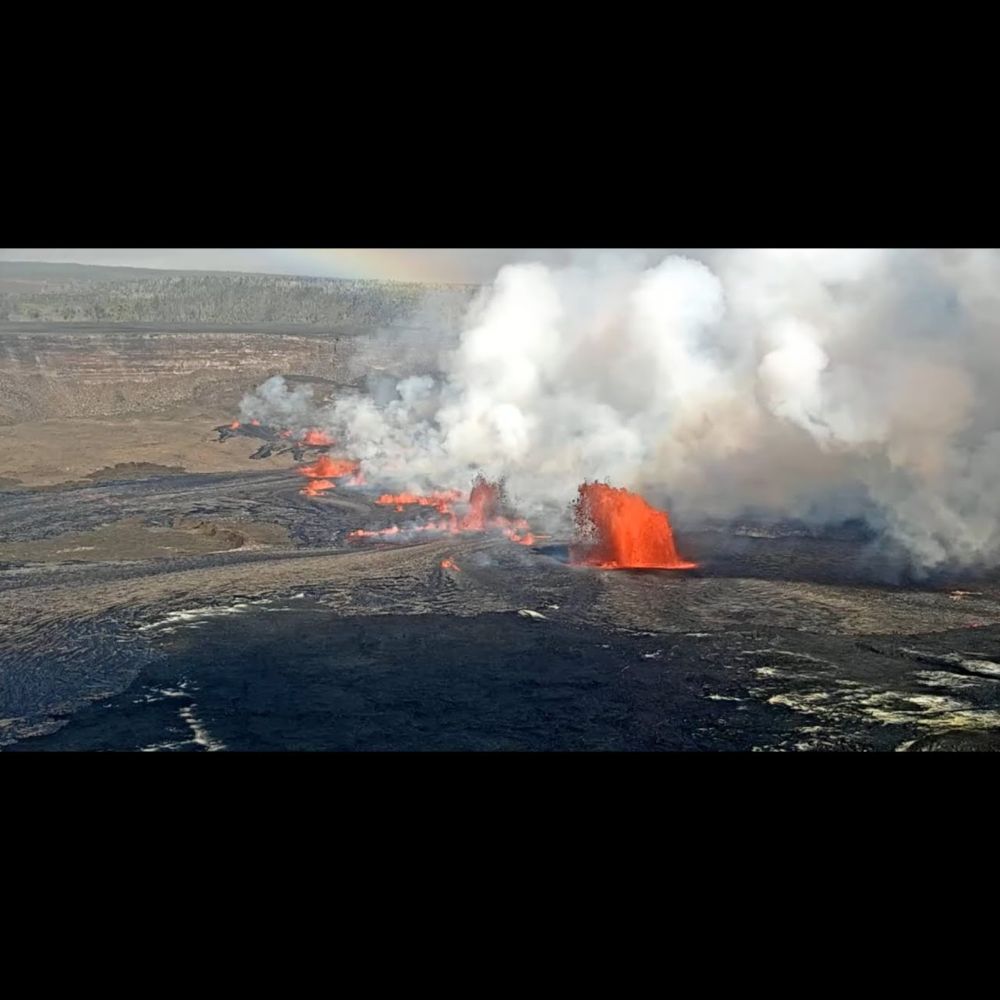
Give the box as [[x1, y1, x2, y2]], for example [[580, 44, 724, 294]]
[[0, 248, 688, 284]]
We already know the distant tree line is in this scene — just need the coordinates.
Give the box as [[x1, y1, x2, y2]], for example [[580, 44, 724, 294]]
[[0, 272, 480, 329]]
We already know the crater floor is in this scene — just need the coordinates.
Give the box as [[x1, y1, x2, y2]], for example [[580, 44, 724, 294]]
[[3, 467, 1000, 751]]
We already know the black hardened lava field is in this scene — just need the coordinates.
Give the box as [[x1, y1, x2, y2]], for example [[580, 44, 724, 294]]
[[3, 254, 1000, 752], [3, 466, 1000, 751]]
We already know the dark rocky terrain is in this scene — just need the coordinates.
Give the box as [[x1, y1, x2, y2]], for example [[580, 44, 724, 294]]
[[2, 466, 1000, 751]]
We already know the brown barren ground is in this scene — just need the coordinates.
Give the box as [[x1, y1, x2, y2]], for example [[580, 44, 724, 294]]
[[0, 516, 289, 563], [0, 417, 300, 486]]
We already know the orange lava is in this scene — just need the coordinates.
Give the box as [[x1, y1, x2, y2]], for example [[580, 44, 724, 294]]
[[301, 479, 336, 496], [458, 478, 535, 544], [301, 428, 336, 447], [298, 454, 362, 497], [440, 557, 461, 572], [350, 476, 535, 546], [249, 418, 261, 426], [229, 420, 240, 430], [299, 455, 360, 480], [376, 490, 462, 514], [351, 525, 400, 539], [570, 483, 696, 570]]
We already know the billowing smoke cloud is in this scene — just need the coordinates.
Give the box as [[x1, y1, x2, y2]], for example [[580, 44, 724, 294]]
[[240, 376, 315, 427], [240, 249, 1000, 572]]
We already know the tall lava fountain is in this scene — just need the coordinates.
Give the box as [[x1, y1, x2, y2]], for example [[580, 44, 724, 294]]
[[571, 484, 696, 570]]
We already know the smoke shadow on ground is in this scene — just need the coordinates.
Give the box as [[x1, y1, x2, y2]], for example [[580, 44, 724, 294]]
[[530, 536, 977, 589], [675, 529, 1000, 590], [532, 544, 571, 563], [533, 535, 916, 587]]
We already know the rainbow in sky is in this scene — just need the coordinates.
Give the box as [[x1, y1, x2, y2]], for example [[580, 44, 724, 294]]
[[271, 249, 472, 284], [2, 248, 502, 286]]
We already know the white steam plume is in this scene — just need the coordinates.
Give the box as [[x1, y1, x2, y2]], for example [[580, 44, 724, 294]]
[[240, 249, 1000, 572]]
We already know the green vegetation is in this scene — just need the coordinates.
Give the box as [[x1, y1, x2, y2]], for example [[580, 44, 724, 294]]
[[0, 262, 480, 329]]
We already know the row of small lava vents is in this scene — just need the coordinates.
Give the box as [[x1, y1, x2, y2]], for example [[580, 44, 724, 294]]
[[214, 419, 340, 463], [215, 420, 695, 571]]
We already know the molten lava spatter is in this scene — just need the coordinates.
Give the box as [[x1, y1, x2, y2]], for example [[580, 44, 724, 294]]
[[571, 483, 695, 570], [440, 557, 461, 572], [350, 476, 535, 545], [463, 477, 501, 530], [455, 476, 535, 543]]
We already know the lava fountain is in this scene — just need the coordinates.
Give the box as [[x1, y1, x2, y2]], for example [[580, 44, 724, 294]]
[[571, 483, 696, 570]]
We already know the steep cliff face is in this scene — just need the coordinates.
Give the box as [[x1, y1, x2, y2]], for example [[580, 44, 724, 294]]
[[0, 327, 416, 423], [0, 321, 457, 484], [0, 264, 474, 425]]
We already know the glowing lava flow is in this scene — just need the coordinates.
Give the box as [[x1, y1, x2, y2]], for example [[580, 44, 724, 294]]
[[351, 476, 535, 546], [300, 455, 360, 480], [301, 428, 335, 447], [376, 490, 463, 514], [298, 454, 362, 497], [440, 557, 461, 572], [570, 483, 696, 570], [301, 479, 336, 496]]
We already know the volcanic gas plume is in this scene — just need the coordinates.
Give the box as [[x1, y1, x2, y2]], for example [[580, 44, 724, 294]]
[[571, 483, 696, 570], [235, 250, 1000, 573]]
